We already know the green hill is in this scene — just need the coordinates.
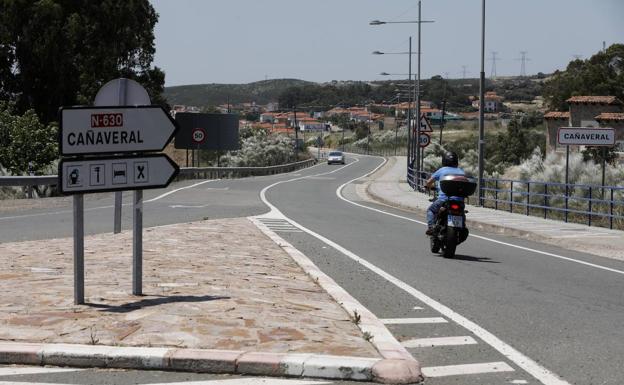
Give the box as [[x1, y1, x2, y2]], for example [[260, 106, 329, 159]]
[[164, 78, 315, 107]]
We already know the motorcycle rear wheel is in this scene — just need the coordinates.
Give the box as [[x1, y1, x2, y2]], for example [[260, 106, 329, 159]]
[[443, 227, 457, 258], [430, 236, 440, 253]]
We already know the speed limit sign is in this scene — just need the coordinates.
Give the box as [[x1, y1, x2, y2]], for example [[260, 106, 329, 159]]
[[191, 127, 207, 144], [418, 132, 431, 148]]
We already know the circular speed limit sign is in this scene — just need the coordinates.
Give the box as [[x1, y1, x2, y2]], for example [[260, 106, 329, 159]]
[[191, 127, 207, 144], [418, 133, 431, 148]]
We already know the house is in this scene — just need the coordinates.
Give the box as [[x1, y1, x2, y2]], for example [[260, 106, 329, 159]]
[[471, 91, 505, 112], [595, 112, 624, 154], [544, 96, 623, 155], [544, 111, 570, 152], [566, 96, 622, 127]]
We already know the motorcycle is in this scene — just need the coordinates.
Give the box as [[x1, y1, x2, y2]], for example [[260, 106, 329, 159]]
[[429, 175, 477, 258]]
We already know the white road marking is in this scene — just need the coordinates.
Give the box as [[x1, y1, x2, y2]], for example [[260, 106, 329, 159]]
[[381, 317, 447, 324], [258, 156, 571, 385], [412, 306, 424, 310], [147, 379, 331, 385], [335, 165, 624, 277], [402, 336, 478, 348], [145, 179, 219, 202], [511, 380, 529, 384], [169, 204, 210, 209], [421, 361, 515, 377], [0, 380, 330, 385], [0, 367, 82, 375]]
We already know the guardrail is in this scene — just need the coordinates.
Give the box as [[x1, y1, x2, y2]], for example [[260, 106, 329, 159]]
[[0, 158, 317, 197], [407, 165, 624, 230]]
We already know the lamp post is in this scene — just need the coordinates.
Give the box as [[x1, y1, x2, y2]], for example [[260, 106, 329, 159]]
[[371, 1, 434, 189], [478, 0, 486, 205], [372, 45, 416, 181]]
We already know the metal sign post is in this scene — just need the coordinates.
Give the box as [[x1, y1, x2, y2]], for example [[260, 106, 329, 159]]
[[557, 126, 615, 223], [133, 190, 143, 295], [60, 88, 179, 302], [73, 194, 84, 304]]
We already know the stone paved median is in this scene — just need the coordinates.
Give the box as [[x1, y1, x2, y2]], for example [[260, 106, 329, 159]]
[[0, 217, 378, 357]]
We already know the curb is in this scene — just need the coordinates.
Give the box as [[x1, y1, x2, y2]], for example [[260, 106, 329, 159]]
[[250, 216, 423, 384], [0, 342, 385, 381]]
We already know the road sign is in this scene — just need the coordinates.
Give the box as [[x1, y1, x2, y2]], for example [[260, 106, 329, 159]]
[[59, 154, 179, 194], [60, 106, 178, 155], [191, 127, 207, 144], [174, 113, 239, 150], [418, 133, 431, 147], [557, 127, 615, 146], [419, 114, 433, 132]]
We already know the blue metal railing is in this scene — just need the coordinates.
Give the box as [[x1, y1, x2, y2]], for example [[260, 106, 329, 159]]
[[406, 166, 624, 230]]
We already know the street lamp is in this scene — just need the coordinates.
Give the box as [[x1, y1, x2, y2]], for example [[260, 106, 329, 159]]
[[372, 40, 414, 182], [371, 1, 434, 189]]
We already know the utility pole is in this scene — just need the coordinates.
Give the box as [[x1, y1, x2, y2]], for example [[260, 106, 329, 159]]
[[439, 99, 446, 146], [478, 0, 486, 206], [461, 65, 468, 79], [415, 1, 422, 188], [293, 105, 298, 160]]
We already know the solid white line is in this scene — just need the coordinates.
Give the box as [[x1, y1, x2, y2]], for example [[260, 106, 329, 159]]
[[0, 367, 82, 375], [402, 336, 477, 348], [337, 176, 624, 277], [412, 306, 424, 310], [259, 156, 570, 385], [146, 379, 332, 385], [144, 179, 219, 202], [381, 317, 447, 324], [421, 361, 515, 377]]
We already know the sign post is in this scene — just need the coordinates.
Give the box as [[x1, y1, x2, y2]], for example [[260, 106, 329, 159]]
[[94, 78, 151, 234], [557, 127, 615, 222], [60, 101, 179, 304]]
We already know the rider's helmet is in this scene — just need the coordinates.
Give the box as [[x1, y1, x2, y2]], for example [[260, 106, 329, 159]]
[[442, 151, 459, 167]]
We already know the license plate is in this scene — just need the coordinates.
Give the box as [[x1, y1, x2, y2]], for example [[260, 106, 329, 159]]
[[448, 214, 464, 227]]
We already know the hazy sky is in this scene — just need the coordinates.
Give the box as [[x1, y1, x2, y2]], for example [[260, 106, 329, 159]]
[[150, 0, 624, 86]]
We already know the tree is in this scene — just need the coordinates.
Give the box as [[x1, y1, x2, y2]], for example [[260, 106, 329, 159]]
[[543, 44, 624, 111], [0, 0, 164, 124], [0, 102, 58, 175]]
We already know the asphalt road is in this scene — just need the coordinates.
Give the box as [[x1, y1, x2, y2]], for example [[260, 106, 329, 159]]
[[264, 155, 624, 385], [2, 155, 623, 385]]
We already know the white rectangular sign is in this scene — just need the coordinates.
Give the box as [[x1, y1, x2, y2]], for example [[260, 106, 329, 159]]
[[557, 127, 615, 146], [59, 154, 179, 194], [60, 106, 178, 155]]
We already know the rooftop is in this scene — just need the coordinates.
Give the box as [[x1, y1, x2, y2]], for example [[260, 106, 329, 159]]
[[544, 111, 570, 119], [595, 112, 624, 121], [566, 96, 622, 105]]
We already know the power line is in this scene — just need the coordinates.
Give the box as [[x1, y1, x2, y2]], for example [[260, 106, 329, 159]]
[[489, 51, 500, 78]]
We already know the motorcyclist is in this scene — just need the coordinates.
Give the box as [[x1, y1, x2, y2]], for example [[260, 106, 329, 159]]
[[425, 151, 465, 235]]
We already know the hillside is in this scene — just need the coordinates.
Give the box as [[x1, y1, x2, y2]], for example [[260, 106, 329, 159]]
[[164, 78, 315, 107]]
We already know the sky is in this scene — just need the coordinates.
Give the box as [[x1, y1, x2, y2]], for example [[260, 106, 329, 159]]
[[150, 0, 624, 87]]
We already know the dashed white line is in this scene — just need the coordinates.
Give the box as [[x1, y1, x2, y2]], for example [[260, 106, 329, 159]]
[[421, 361, 515, 377], [402, 336, 478, 348], [381, 317, 447, 324]]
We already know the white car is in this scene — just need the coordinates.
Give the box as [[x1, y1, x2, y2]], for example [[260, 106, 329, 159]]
[[327, 151, 345, 165]]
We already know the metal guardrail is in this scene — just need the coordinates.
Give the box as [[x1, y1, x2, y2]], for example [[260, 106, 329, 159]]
[[0, 158, 317, 193], [407, 165, 624, 230]]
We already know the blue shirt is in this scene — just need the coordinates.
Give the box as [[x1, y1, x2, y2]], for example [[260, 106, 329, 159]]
[[431, 166, 466, 201]]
